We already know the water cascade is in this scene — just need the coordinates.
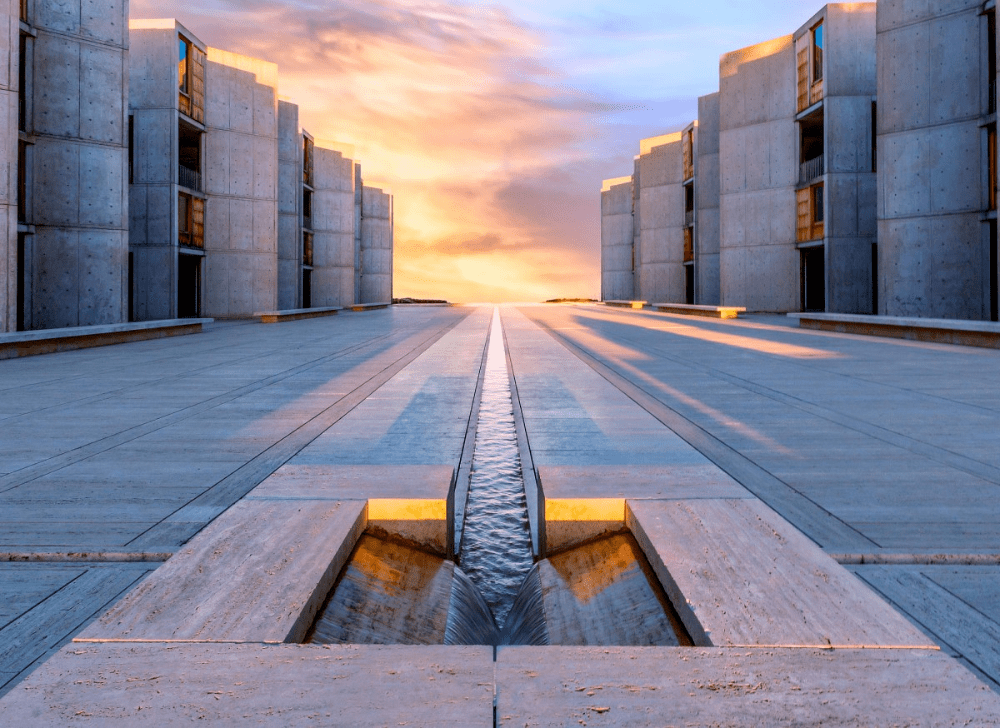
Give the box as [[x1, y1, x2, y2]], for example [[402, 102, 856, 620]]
[[307, 308, 692, 647]]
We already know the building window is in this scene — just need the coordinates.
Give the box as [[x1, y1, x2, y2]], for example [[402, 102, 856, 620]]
[[303, 232, 314, 267], [18, 34, 28, 132], [303, 137, 314, 187], [128, 115, 134, 185], [17, 140, 28, 224], [303, 189, 313, 230], [989, 10, 997, 115], [178, 193, 192, 246], [813, 183, 824, 224], [812, 21, 823, 83], [990, 124, 998, 211], [20, 0, 27, 23], [797, 183, 824, 242], [179, 36, 191, 96]]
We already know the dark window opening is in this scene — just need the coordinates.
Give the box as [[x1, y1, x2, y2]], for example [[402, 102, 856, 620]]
[[871, 101, 877, 173], [18, 34, 27, 132], [991, 220, 998, 322], [813, 183, 824, 224], [303, 189, 313, 229], [17, 140, 27, 224], [799, 107, 824, 184], [303, 231, 314, 267], [177, 254, 201, 319], [16, 233, 26, 331], [303, 269, 312, 309], [178, 192, 192, 246], [128, 115, 134, 185], [812, 21, 824, 83], [990, 124, 998, 211], [801, 247, 826, 312], [685, 265, 695, 306], [178, 120, 202, 191], [989, 10, 997, 115], [128, 251, 134, 323], [684, 183, 694, 213], [20, 0, 28, 23], [178, 36, 190, 95], [871, 242, 879, 315], [303, 137, 314, 186]]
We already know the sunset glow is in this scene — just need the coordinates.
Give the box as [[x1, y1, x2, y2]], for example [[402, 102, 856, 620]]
[[132, 0, 815, 302]]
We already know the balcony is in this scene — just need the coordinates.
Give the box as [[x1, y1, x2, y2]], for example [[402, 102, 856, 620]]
[[800, 155, 824, 185], [178, 165, 202, 192]]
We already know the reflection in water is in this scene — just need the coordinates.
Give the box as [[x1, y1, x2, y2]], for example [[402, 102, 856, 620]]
[[458, 308, 534, 628], [503, 533, 692, 646], [307, 534, 498, 646]]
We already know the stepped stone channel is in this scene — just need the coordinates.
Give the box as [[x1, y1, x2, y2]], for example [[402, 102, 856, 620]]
[[307, 309, 690, 647]]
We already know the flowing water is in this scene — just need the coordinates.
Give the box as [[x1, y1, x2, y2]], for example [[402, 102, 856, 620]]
[[457, 308, 535, 628]]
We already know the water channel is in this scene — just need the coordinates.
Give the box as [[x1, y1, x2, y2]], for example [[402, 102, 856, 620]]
[[307, 307, 690, 647]]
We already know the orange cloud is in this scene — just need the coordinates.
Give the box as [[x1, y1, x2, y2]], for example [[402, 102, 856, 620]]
[[132, 0, 604, 301]]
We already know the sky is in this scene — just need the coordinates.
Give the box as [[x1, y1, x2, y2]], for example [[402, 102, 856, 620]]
[[133, 0, 819, 302]]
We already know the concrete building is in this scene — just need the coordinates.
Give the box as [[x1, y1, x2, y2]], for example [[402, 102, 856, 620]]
[[3, 0, 129, 332], [276, 100, 303, 310], [600, 176, 635, 301], [129, 19, 208, 321], [635, 132, 686, 304], [310, 143, 356, 308], [718, 35, 799, 312], [877, 0, 999, 321], [130, 22, 279, 320], [360, 184, 393, 304], [696, 93, 722, 305]]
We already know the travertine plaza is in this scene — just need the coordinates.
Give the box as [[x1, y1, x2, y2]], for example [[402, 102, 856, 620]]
[[604, 2, 1000, 323], [2, 0, 1000, 726]]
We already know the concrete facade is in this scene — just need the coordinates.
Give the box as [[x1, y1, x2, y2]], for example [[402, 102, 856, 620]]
[[361, 184, 393, 304], [310, 145, 355, 308], [203, 47, 278, 319], [600, 176, 634, 301], [276, 100, 302, 310], [877, 0, 998, 321], [637, 133, 686, 304], [696, 93, 722, 306], [718, 35, 799, 312], [129, 20, 207, 321], [8, 0, 129, 331]]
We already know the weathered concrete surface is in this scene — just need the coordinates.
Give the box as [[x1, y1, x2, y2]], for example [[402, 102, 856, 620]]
[[0, 306, 471, 694], [312, 145, 356, 308], [696, 92, 721, 305], [791, 311, 1000, 349], [276, 101, 303, 311], [628, 498, 933, 648], [495, 647, 1000, 726], [0, 0, 17, 333], [257, 306, 340, 323], [0, 643, 494, 726], [877, 0, 993, 320], [653, 303, 745, 319], [360, 185, 393, 304], [77, 499, 367, 643], [600, 177, 634, 302], [636, 134, 685, 304]]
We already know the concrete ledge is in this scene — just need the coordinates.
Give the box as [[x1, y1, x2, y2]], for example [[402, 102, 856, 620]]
[[256, 306, 341, 323], [604, 300, 647, 310], [0, 319, 213, 360], [789, 312, 1000, 349], [0, 643, 494, 725], [626, 499, 935, 649], [496, 647, 1000, 725], [77, 499, 368, 644], [348, 302, 391, 312], [654, 303, 747, 319]]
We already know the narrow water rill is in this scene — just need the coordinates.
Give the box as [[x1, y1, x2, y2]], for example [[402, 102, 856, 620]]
[[307, 307, 692, 647], [457, 308, 535, 628]]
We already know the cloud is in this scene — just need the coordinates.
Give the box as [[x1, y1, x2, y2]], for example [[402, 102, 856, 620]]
[[133, 0, 606, 301]]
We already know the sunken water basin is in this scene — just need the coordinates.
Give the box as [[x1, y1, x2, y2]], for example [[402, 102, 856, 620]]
[[305, 530, 692, 647], [308, 308, 692, 647]]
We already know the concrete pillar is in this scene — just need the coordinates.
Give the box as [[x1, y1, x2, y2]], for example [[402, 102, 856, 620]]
[[696, 93, 721, 306], [204, 47, 279, 318], [600, 176, 634, 301], [361, 186, 393, 304], [0, 0, 18, 332], [277, 100, 301, 310], [718, 35, 798, 312], [877, 0, 992, 320], [353, 163, 362, 303], [311, 146, 355, 307], [637, 133, 685, 304], [21, 0, 129, 330]]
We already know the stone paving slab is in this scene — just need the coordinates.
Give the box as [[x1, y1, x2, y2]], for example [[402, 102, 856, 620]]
[[78, 500, 367, 644], [495, 647, 1000, 726], [627, 499, 934, 648], [249, 464, 455, 500], [538, 464, 751, 500], [0, 643, 494, 726]]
